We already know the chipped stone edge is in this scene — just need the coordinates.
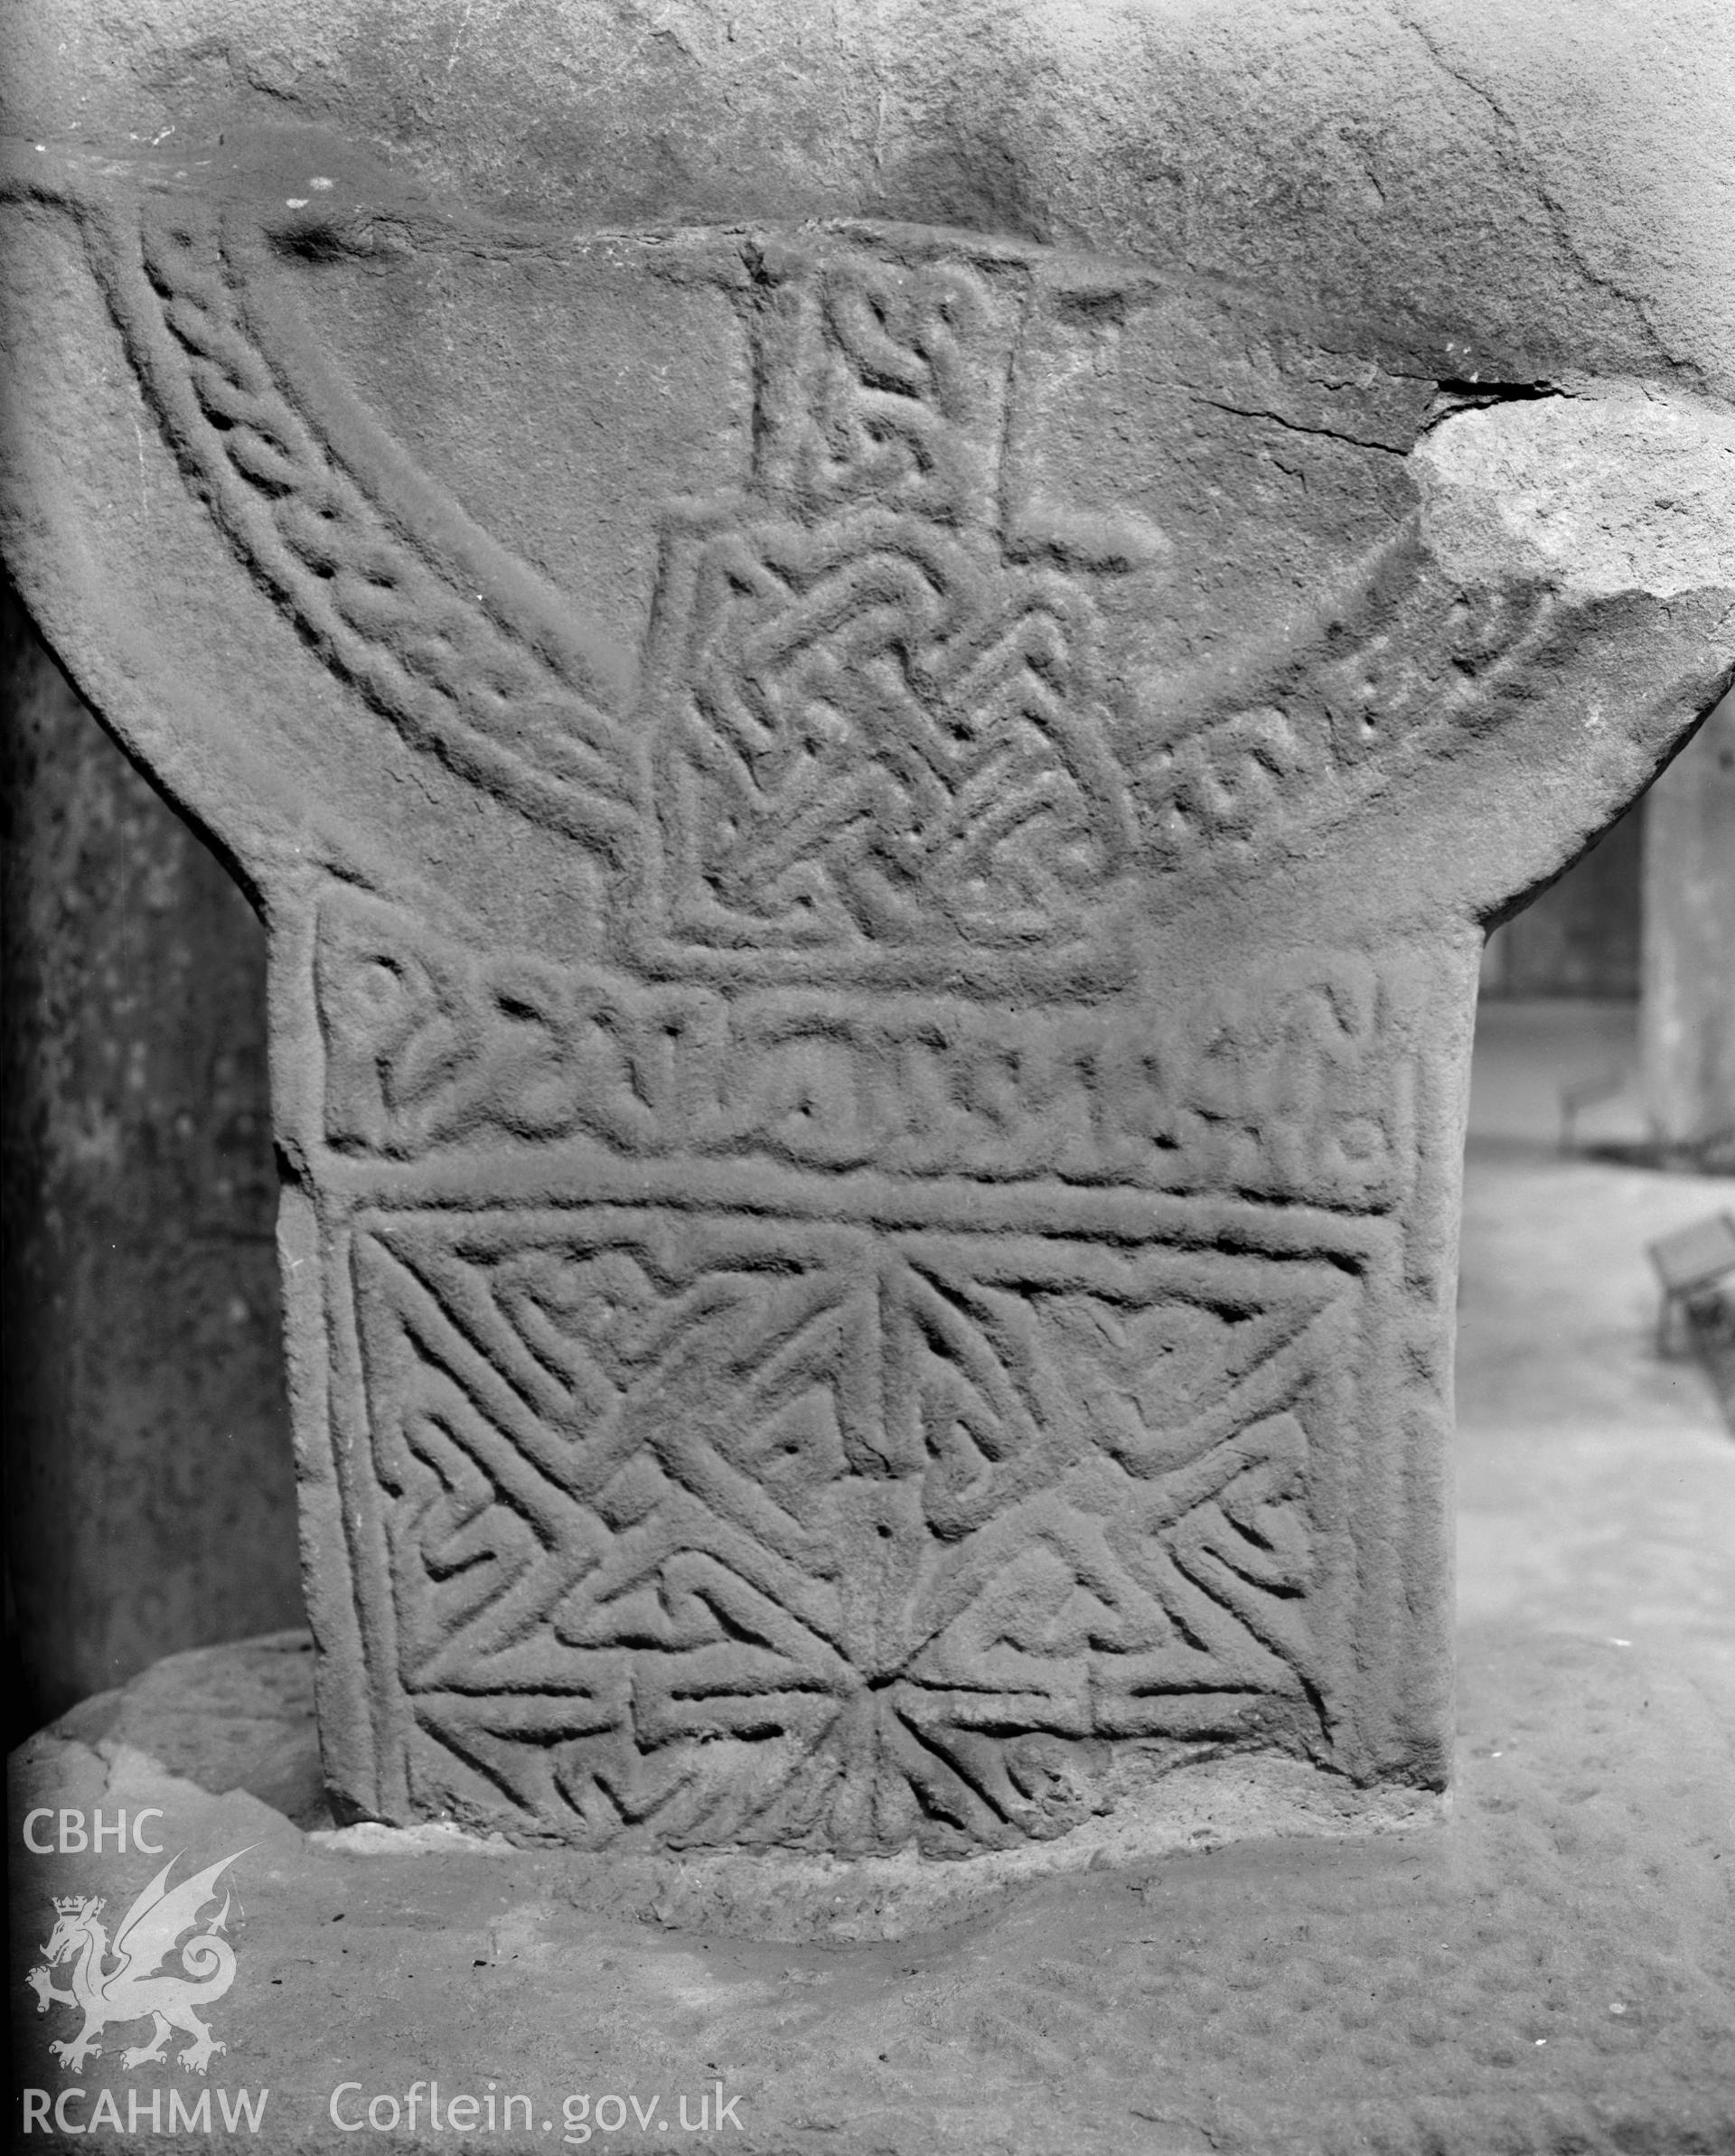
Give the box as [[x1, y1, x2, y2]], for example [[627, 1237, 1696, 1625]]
[[308, 1756, 1445, 1941], [1412, 381, 1735, 601], [308, 1818, 519, 1858]]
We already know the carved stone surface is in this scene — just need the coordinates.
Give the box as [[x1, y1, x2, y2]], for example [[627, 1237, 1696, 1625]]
[[3, 2, 1731, 1855]]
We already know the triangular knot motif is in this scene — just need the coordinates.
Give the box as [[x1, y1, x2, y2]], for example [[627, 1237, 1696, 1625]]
[[58, 165, 1642, 1860], [633, 242, 1140, 989]]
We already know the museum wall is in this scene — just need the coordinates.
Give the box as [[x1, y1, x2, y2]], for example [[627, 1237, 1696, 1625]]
[[1480, 801, 1644, 1000]]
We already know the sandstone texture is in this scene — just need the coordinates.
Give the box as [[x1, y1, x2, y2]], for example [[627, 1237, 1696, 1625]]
[[10, 1147, 1735, 2151], [2, 1, 1730, 1854]]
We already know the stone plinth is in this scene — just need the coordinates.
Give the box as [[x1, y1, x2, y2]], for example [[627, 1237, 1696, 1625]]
[[3, 3, 1731, 1857]]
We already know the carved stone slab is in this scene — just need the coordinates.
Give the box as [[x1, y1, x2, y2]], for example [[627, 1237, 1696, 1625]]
[[4, 71, 1730, 1855]]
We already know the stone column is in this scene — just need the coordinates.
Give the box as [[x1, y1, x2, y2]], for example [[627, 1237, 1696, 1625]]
[[1, 583, 300, 1732], [3, 3, 1730, 1859], [1642, 690, 1735, 1162]]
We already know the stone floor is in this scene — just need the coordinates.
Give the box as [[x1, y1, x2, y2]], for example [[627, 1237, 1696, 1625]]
[[12, 1017, 1735, 2153]]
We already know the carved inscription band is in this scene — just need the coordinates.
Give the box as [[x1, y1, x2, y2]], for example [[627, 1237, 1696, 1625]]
[[56, 172, 1477, 1851]]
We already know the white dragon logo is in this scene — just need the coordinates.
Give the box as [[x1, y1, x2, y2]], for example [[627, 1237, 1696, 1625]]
[[26, 1850, 248, 2076]]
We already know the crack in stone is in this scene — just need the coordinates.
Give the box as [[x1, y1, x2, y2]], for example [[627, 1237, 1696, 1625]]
[[1415, 379, 1571, 439], [1392, 4, 1703, 392], [1191, 396, 1408, 457]]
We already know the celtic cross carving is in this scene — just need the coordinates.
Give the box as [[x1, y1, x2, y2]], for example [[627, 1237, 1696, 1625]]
[[634, 244, 1141, 985], [6, 121, 1723, 1856]]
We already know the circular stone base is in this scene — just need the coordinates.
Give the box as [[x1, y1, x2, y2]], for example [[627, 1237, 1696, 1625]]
[[33, 1627, 1440, 1943], [11, 1617, 1732, 2154]]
